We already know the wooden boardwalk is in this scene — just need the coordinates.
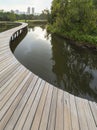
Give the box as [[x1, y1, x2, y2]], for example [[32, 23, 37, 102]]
[[0, 23, 97, 130]]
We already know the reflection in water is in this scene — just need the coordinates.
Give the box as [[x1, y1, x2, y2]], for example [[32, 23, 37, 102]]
[[11, 26, 97, 102], [51, 35, 97, 101]]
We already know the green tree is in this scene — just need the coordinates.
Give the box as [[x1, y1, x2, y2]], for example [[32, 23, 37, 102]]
[[50, 0, 97, 35]]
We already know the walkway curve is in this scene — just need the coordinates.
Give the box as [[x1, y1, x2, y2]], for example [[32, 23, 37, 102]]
[[0, 23, 97, 130]]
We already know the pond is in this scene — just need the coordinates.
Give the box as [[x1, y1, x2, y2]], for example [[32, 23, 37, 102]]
[[0, 22, 21, 32], [11, 25, 97, 102]]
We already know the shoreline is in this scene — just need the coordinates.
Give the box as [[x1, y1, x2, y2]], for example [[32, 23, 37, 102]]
[[54, 32, 97, 51], [47, 26, 97, 51]]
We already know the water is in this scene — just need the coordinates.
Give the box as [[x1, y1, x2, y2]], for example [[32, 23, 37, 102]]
[[0, 22, 21, 32], [11, 26, 97, 102]]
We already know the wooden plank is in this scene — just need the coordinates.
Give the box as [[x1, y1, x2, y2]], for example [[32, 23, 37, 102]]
[[55, 89, 64, 130], [0, 63, 20, 87], [64, 92, 72, 130], [0, 69, 29, 109], [0, 52, 10, 57], [0, 72, 31, 119], [0, 60, 17, 72], [0, 72, 32, 130], [1, 65, 26, 96], [0, 53, 12, 62], [0, 47, 8, 50], [38, 84, 53, 130], [75, 97, 88, 130], [0, 46, 9, 51], [0, 48, 8, 51], [0, 58, 16, 72], [0, 45, 9, 48], [0, 36, 11, 40], [13, 76, 40, 130], [0, 49, 10, 55], [0, 38, 10, 41], [0, 56, 13, 65], [0, 62, 19, 79], [0, 61, 19, 81], [0, 65, 24, 95], [70, 94, 80, 130], [0, 44, 8, 48], [47, 87, 58, 130], [83, 100, 97, 130], [0, 59, 14, 70], [89, 101, 97, 127], [0, 39, 10, 42], [0, 52, 11, 58], [22, 79, 44, 130], [31, 83, 49, 130], [0, 42, 8, 46], [4, 74, 35, 130]]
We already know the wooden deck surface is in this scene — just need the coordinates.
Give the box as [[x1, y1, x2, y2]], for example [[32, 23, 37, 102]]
[[0, 23, 97, 130]]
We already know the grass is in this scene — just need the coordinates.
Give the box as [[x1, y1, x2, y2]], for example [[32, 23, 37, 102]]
[[16, 19, 47, 28], [16, 19, 47, 23], [16, 20, 26, 22]]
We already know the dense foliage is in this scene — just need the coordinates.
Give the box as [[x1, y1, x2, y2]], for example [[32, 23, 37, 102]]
[[48, 0, 97, 45], [0, 11, 48, 21], [0, 12, 16, 21]]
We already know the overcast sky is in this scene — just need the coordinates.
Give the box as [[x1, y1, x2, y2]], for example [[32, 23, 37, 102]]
[[0, 0, 52, 13]]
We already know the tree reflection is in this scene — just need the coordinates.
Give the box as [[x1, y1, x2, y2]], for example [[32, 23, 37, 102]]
[[51, 34, 97, 101]]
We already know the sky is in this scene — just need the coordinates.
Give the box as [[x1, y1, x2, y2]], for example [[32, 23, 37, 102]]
[[0, 0, 52, 13]]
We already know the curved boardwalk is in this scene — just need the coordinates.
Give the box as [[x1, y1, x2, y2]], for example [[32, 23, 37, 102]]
[[0, 23, 97, 130]]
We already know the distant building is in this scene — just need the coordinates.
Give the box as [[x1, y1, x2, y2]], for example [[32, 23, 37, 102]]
[[19, 11, 25, 14], [15, 10, 19, 14], [26, 7, 35, 15], [27, 7, 30, 15], [32, 7, 34, 15], [14, 10, 25, 15]]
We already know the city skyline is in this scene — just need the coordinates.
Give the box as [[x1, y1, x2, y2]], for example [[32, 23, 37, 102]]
[[0, 0, 52, 13]]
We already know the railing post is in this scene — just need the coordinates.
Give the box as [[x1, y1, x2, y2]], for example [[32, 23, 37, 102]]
[[10, 24, 28, 42]]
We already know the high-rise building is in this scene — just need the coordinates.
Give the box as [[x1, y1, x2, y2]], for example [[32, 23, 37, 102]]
[[32, 7, 34, 15], [27, 7, 30, 15], [27, 7, 34, 15]]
